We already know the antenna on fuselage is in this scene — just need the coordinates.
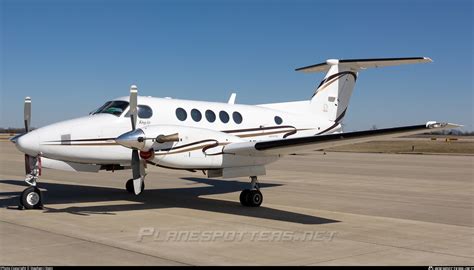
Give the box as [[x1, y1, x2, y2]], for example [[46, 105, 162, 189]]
[[228, 92, 236, 104]]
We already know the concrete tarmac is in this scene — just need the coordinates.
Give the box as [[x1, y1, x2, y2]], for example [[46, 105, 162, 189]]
[[0, 141, 472, 265]]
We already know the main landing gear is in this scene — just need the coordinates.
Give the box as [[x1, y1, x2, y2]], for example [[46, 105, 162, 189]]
[[239, 176, 263, 207]]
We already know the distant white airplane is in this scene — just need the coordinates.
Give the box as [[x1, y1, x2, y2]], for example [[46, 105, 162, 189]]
[[11, 57, 459, 209]]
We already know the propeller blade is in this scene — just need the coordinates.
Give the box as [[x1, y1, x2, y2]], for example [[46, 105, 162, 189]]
[[132, 149, 141, 179], [131, 149, 143, 195], [24, 97, 31, 133], [128, 86, 145, 195], [133, 177, 143, 195], [129, 85, 138, 130]]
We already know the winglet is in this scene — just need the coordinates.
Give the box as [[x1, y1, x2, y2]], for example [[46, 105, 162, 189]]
[[426, 121, 463, 129]]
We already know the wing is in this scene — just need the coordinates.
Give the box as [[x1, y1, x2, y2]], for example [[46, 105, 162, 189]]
[[223, 122, 460, 156]]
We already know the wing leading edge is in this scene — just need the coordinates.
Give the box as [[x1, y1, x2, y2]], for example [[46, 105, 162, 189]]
[[223, 122, 461, 156]]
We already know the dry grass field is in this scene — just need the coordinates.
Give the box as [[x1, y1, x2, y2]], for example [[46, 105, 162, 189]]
[[325, 137, 474, 155]]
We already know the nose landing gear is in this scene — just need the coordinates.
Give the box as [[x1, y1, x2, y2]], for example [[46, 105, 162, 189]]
[[19, 155, 43, 210], [239, 176, 263, 207]]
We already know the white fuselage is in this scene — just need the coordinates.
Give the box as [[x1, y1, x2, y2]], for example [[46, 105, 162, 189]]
[[16, 96, 338, 170]]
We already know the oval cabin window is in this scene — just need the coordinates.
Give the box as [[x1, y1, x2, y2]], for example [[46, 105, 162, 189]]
[[219, 111, 230, 123], [205, 110, 216, 122], [176, 108, 187, 121]]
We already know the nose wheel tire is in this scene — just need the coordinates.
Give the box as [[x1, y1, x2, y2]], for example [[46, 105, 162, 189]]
[[20, 186, 43, 209], [239, 189, 263, 207], [126, 179, 145, 194]]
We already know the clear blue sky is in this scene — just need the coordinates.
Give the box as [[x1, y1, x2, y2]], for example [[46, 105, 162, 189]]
[[1, 0, 473, 131]]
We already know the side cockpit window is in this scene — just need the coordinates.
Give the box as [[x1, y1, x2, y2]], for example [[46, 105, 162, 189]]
[[137, 105, 153, 119], [92, 101, 129, 116], [124, 105, 153, 119]]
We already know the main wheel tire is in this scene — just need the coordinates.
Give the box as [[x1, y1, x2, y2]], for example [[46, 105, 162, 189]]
[[248, 190, 263, 207], [126, 179, 145, 194], [239, 189, 251, 206], [21, 186, 42, 209]]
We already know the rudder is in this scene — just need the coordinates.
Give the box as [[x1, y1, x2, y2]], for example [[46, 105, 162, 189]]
[[310, 61, 357, 122]]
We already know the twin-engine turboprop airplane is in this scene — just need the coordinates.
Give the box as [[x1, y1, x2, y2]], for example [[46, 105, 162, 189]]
[[10, 57, 460, 209]]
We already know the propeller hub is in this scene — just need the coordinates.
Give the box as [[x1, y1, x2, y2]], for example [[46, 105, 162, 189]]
[[115, 129, 146, 150]]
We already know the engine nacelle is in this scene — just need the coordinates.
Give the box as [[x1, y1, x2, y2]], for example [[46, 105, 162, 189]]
[[115, 125, 279, 169], [135, 125, 277, 169], [137, 125, 241, 153]]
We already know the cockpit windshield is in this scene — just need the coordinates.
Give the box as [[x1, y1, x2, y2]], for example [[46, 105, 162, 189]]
[[91, 101, 129, 116]]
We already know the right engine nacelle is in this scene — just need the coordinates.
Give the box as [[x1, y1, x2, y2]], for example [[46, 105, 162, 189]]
[[138, 125, 278, 169]]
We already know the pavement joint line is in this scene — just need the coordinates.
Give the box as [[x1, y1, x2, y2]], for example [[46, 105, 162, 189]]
[[303, 246, 395, 265], [1, 239, 86, 253], [396, 244, 474, 259], [264, 188, 473, 210], [244, 202, 474, 229], [304, 236, 474, 265], [333, 234, 474, 260], [0, 219, 193, 266]]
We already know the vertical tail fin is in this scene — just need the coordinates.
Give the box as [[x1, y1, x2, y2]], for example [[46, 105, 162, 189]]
[[296, 57, 432, 126], [309, 60, 357, 122]]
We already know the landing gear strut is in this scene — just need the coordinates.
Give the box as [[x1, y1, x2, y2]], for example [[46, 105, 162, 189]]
[[239, 176, 263, 207]]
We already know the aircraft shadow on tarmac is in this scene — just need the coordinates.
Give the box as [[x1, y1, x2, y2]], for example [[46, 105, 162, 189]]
[[0, 178, 339, 225]]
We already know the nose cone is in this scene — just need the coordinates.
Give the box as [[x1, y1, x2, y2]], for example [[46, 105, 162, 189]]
[[16, 131, 40, 156], [115, 129, 145, 150]]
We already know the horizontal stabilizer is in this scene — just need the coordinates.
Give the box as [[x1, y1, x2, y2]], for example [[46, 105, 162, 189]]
[[296, 57, 432, 73]]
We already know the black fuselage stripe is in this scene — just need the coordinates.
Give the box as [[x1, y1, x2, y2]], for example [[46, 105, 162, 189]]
[[47, 137, 116, 143], [46, 126, 298, 143], [158, 139, 217, 152], [334, 108, 347, 123], [316, 122, 339, 135], [316, 71, 358, 90]]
